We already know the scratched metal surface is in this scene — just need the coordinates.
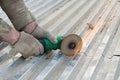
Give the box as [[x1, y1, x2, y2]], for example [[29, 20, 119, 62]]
[[0, 0, 120, 80]]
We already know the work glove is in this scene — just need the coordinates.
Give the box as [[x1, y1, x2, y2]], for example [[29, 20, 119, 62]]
[[5, 30, 44, 58], [23, 22, 57, 44]]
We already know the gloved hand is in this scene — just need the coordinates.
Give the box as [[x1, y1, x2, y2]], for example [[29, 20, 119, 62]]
[[4, 29, 44, 58], [23, 22, 57, 44]]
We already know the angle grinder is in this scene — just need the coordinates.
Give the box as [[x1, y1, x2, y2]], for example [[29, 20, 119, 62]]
[[39, 34, 83, 57]]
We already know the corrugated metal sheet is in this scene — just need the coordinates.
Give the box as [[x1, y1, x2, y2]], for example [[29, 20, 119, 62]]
[[0, 0, 120, 80]]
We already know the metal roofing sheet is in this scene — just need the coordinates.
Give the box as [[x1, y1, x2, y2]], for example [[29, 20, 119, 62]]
[[0, 0, 120, 80]]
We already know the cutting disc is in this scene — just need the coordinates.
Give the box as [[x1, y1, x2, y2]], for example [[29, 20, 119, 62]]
[[61, 34, 83, 57]]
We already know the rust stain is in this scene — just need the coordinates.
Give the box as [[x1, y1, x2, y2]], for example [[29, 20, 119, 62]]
[[87, 23, 94, 30]]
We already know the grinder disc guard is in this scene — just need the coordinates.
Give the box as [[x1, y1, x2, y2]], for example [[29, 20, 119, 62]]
[[61, 34, 83, 57]]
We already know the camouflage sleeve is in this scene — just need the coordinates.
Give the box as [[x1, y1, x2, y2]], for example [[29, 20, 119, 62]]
[[0, 18, 12, 41], [0, 0, 35, 31]]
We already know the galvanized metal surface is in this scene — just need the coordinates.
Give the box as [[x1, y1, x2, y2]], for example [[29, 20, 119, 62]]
[[0, 0, 120, 80]]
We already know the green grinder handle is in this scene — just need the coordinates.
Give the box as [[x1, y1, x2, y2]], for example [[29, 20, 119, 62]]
[[39, 36, 64, 51]]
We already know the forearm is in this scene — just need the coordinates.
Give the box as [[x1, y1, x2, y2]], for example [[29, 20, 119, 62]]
[[0, 0, 35, 31]]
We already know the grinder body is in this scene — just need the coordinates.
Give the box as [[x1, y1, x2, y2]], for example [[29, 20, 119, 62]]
[[39, 36, 63, 51]]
